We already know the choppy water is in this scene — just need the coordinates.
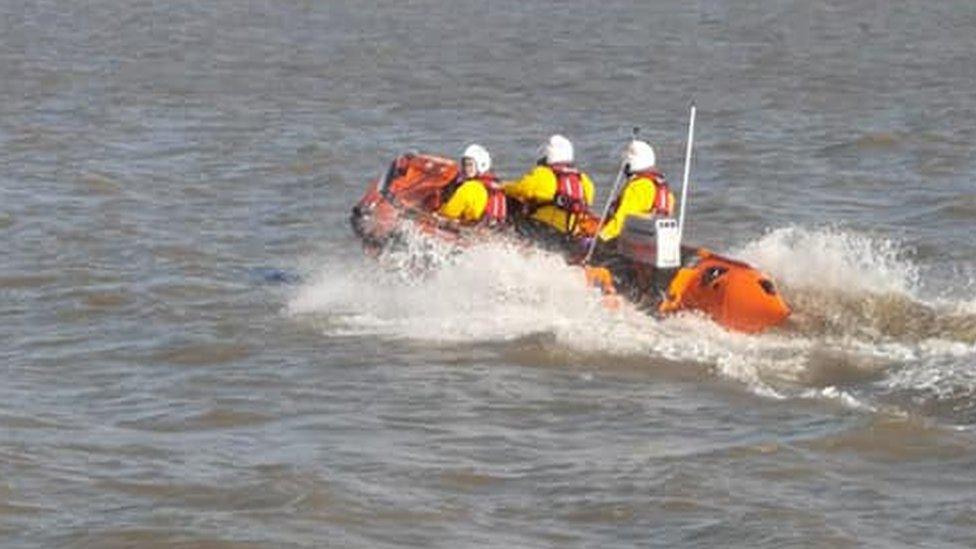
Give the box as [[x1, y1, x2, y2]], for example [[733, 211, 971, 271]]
[[3, 1, 976, 547]]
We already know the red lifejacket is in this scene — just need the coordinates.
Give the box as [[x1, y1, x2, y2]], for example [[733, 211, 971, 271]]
[[630, 169, 673, 216], [474, 173, 507, 224], [549, 163, 586, 215]]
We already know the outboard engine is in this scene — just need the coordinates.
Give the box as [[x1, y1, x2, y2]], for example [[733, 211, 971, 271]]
[[612, 215, 688, 303]]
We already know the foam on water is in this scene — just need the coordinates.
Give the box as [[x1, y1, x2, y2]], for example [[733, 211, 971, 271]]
[[290, 231, 612, 342], [731, 226, 976, 418], [292, 225, 976, 420], [950, 297, 976, 316]]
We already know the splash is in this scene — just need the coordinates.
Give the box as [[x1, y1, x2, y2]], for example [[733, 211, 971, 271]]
[[727, 226, 976, 420], [730, 227, 972, 341], [291, 225, 976, 421], [735, 226, 919, 296], [288, 228, 786, 368], [730, 227, 976, 341], [289, 233, 613, 343]]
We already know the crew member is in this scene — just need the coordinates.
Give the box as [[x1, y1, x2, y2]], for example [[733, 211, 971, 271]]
[[438, 144, 507, 225], [503, 134, 595, 235], [597, 139, 675, 241]]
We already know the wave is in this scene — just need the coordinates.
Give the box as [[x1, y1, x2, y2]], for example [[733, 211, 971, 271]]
[[735, 226, 975, 343], [940, 193, 976, 219], [735, 226, 919, 296], [289, 228, 621, 344], [817, 131, 904, 157], [289, 225, 976, 423], [733, 226, 976, 422]]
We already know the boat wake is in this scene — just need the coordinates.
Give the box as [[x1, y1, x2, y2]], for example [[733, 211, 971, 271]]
[[289, 224, 618, 343], [289, 225, 976, 424], [736, 226, 976, 423]]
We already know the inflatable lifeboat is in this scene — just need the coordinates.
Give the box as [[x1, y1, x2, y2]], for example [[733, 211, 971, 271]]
[[351, 153, 790, 333]]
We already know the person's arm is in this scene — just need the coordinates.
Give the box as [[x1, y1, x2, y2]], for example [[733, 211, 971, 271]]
[[581, 172, 596, 206], [439, 181, 487, 222], [598, 179, 654, 241], [503, 166, 553, 203]]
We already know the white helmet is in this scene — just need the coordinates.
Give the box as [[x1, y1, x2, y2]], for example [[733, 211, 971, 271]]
[[623, 139, 656, 172], [542, 134, 574, 164], [462, 144, 491, 174]]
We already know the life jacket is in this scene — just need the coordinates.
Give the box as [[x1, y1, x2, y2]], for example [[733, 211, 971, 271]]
[[543, 163, 588, 233], [474, 172, 507, 225], [621, 169, 673, 216], [549, 163, 586, 214]]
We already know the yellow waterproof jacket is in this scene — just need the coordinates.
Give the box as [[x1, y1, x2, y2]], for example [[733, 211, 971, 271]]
[[503, 165, 595, 234], [598, 176, 676, 241], [438, 180, 488, 222]]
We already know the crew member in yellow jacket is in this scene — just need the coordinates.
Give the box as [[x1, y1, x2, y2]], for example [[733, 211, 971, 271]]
[[438, 144, 507, 225], [503, 134, 595, 235], [598, 139, 676, 241]]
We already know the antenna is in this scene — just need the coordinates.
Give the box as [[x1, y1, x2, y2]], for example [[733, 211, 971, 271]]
[[583, 127, 639, 264], [677, 104, 696, 242]]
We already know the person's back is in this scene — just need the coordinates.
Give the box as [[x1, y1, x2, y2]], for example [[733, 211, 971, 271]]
[[597, 139, 675, 241], [503, 134, 596, 235], [438, 144, 507, 226]]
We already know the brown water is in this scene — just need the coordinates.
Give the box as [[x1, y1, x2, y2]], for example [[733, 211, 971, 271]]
[[2, 1, 976, 547]]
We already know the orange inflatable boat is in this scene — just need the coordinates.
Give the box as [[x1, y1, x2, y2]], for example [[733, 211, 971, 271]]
[[351, 153, 790, 333], [587, 215, 790, 333], [658, 250, 790, 333]]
